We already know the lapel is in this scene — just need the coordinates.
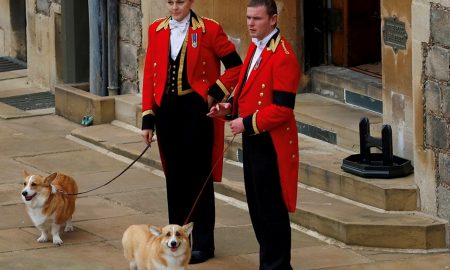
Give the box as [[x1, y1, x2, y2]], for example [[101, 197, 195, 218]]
[[155, 17, 170, 78], [187, 11, 205, 80], [239, 31, 281, 97], [231, 43, 257, 106]]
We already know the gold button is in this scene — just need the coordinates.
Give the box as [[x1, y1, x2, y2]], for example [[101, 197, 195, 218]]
[[258, 101, 262, 105], [256, 109, 259, 112], [171, 89, 175, 92], [173, 71, 176, 74], [153, 93, 156, 96], [202, 71, 206, 75], [289, 140, 293, 144], [202, 79, 206, 83], [171, 83, 175, 86], [172, 77, 175, 80], [153, 73, 157, 77], [173, 65, 176, 68], [153, 83, 156, 87], [286, 127, 290, 131], [292, 154, 296, 158], [262, 84, 266, 88], [203, 61, 206, 65], [154, 62, 157, 67], [260, 92, 264, 97]]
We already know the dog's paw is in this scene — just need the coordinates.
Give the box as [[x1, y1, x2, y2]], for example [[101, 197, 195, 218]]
[[37, 235, 48, 243], [64, 225, 74, 232], [52, 236, 63, 245]]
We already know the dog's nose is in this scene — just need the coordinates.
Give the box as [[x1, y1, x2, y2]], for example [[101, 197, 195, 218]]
[[22, 191, 27, 196], [170, 240, 177, 247]]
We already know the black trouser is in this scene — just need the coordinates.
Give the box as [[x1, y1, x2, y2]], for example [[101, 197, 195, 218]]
[[155, 92, 215, 252], [243, 133, 292, 270]]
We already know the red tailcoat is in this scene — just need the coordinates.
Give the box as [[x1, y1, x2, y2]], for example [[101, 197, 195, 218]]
[[142, 12, 242, 181], [232, 32, 301, 212]]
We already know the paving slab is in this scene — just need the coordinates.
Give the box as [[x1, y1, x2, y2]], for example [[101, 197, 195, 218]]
[[21, 226, 104, 247], [0, 242, 127, 270], [292, 245, 372, 269], [16, 149, 128, 176], [73, 196, 141, 222], [324, 253, 450, 270], [70, 168, 166, 197], [0, 157, 45, 185], [0, 69, 27, 81], [0, 77, 30, 92], [74, 214, 165, 241]]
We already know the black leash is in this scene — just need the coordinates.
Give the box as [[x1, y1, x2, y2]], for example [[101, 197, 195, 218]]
[[60, 144, 151, 196]]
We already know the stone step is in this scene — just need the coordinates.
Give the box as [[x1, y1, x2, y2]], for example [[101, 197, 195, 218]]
[[218, 172, 446, 250], [310, 65, 383, 114], [223, 130, 417, 211], [69, 122, 447, 250], [295, 93, 383, 152], [111, 93, 416, 211]]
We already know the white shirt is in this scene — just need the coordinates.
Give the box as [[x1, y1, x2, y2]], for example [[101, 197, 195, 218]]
[[247, 28, 279, 79], [169, 14, 190, 60]]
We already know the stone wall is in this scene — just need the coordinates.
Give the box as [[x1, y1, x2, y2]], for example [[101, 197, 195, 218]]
[[119, 0, 143, 94], [26, 0, 63, 89], [422, 3, 450, 220], [0, 0, 27, 60], [381, 0, 414, 161]]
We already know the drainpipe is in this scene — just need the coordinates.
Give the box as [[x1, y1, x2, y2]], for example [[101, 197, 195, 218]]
[[88, 0, 108, 96], [107, 0, 119, 96]]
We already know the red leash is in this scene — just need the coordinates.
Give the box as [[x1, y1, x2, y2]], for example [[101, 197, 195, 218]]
[[183, 134, 236, 225]]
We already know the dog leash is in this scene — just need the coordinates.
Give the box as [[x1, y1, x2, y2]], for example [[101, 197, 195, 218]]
[[59, 144, 151, 196], [183, 134, 236, 225]]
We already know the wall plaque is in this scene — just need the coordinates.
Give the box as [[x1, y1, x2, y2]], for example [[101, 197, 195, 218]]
[[383, 17, 408, 53]]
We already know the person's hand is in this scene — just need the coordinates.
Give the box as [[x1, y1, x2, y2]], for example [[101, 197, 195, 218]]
[[207, 95, 216, 110], [229, 118, 245, 135], [142, 129, 155, 145], [207, 103, 232, 117]]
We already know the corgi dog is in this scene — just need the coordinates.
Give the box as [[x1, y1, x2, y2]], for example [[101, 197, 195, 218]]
[[122, 222, 193, 270], [21, 170, 78, 245]]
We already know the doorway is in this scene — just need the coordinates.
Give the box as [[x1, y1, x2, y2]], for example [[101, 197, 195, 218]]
[[303, 0, 381, 77]]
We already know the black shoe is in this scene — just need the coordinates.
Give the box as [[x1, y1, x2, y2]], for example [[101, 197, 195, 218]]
[[189, 250, 214, 264]]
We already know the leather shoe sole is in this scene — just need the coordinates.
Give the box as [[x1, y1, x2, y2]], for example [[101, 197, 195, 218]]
[[189, 250, 214, 264]]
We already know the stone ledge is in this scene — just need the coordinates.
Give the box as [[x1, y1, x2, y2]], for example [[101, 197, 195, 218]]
[[55, 83, 115, 125]]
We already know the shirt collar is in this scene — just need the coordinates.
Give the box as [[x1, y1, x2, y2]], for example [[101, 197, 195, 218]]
[[169, 13, 191, 29], [252, 28, 279, 49]]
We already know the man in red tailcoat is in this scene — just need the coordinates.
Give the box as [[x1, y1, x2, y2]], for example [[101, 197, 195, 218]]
[[208, 0, 300, 268]]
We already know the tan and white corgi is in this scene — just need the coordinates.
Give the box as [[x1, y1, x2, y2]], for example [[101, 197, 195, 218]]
[[21, 170, 78, 245], [122, 222, 193, 270]]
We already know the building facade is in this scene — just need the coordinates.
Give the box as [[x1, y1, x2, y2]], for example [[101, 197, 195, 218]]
[[1, 0, 450, 233]]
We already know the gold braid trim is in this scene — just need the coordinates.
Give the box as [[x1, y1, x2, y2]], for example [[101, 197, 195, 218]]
[[252, 111, 260, 135]]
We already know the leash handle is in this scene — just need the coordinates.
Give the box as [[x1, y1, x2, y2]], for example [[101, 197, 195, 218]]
[[60, 144, 151, 196], [183, 135, 236, 225]]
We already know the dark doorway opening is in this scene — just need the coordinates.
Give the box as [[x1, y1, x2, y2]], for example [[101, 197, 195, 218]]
[[303, 0, 381, 77], [9, 0, 27, 62]]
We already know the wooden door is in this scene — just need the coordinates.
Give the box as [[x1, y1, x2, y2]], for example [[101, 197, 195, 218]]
[[332, 0, 381, 67]]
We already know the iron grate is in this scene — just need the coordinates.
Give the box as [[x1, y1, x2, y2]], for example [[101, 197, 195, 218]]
[[0, 91, 55, 111], [0, 57, 27, 72]]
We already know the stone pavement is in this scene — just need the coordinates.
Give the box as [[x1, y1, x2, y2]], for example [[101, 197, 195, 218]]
[[1, 71, 450, 269]]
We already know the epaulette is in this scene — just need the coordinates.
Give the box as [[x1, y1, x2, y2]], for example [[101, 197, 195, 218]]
[[192, 16, 206, 33], [155, 17, 170, 32], [280, 39, 290, 55], [202, 17, 220, 25]]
